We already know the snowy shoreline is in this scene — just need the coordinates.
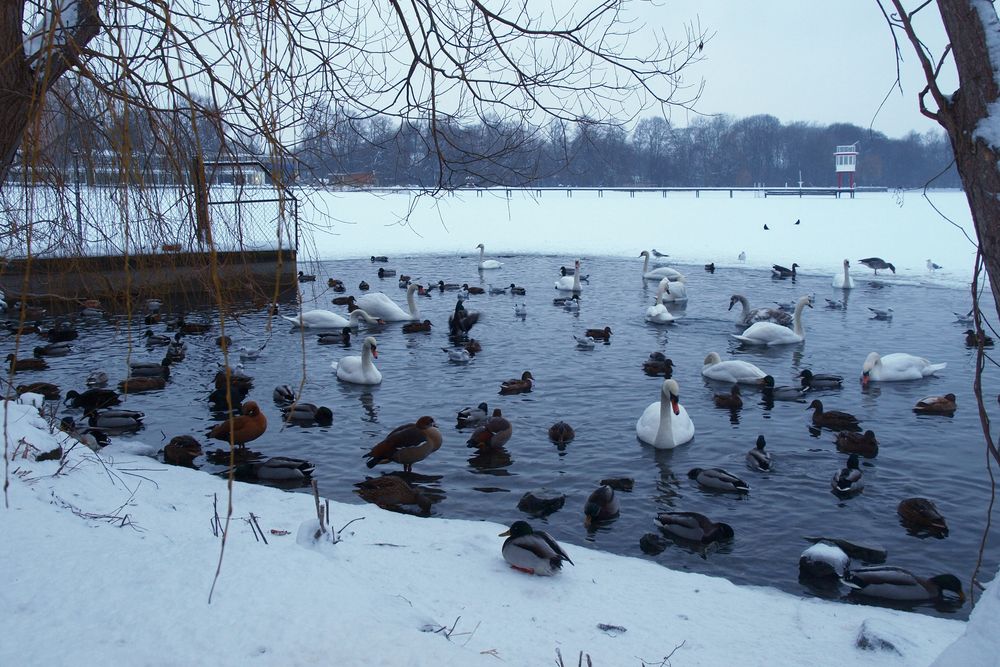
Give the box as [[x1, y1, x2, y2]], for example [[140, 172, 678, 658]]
[[1, 399, 990, 666]]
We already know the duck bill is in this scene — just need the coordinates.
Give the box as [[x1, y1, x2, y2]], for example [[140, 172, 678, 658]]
[[671, 397, 680, 415], [498, 529, 511, 537]]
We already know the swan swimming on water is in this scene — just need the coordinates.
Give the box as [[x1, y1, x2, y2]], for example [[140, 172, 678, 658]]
[[476, 243, 503, 270], [355, 283, 420, 322], [639, 250, 684, 281], [555, 260, 583, 292], [332, 336, 382, 385], [645, 283, 676, 324], [283, 308, 382, 329], [732, 295, 812, 346], [832, 259, 854, 289], [636, 378, 695, 449], [701, 351, 768, 384], [861, 352, 946, 386]]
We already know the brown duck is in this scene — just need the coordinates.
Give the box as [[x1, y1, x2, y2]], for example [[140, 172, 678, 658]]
[[118, 376, 167, 393], [6, 353, 48, 372], [500, 371, 534, 395], [898, 497, 948, 536], [713, 385, 742, 409], [835, 429, 879, 458], [363, 416, 442, 472], [163, 435, 203, 467], [584, 326, 612, 341], [354, 475, 432, 514], [913, 393, 957, 415], [548, 421, 575, 444], [466, 408, 513, 449], [808, 399, 861, 431], [207, 400, 267, 448]]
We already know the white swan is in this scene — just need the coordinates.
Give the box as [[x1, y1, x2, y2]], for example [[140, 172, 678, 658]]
[[701, 351, 768, 384], [636, 378, 695, 449], [732, 295, 812, 346], [728, 294, 792, 327], [355, 284, 420, 322], [283, 308, 381, 329], [640, 250, 684, 282], [332, 336, 382, 385], [476, 243, 503, 270], [555, 259, 583, 292], [861, 352, 946, 386], [645, 283, 676, 324], [832, 259, 855, 289], [657, 276, 688, 302]]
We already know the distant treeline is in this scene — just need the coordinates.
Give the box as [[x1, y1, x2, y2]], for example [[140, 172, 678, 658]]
[[296, 113, 959, 190]]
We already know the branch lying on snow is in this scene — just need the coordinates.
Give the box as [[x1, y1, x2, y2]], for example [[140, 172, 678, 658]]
[[421, 616, 481, 646], [52, 493, 145, 531], [638, 640, 686, 666]]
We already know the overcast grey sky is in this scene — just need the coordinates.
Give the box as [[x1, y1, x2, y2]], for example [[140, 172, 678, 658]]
[[646, 2, 953, 138]]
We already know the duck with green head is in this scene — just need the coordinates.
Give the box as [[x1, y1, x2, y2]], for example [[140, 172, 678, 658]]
[[498, 521, 573, 576]]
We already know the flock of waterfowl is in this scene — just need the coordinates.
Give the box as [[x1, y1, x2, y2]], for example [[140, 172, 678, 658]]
[[2, 247, 978, 607]]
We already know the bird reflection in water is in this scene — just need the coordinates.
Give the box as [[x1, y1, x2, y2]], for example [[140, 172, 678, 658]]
[[359, 392, 378, 423]]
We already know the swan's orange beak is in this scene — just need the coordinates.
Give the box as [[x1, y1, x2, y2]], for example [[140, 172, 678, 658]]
[[371, 348, 378, 359], [861, 372, 869, 388], [671, 396, 680, 415]]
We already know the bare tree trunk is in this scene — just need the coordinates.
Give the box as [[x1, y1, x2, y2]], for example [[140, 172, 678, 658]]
[[0, 0, 101, 183]]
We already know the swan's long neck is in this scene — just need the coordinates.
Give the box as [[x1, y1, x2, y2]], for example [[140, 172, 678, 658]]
[[406, 286, 419, 318], [479, 246, 485, 263], [361, 342, 373, 369], [655, 386, 674, 447], [654, 286, 665, 306], [842, 262, 850, 282], [573, 268, 581, 292], [793, 300, 807, 337], [641, 253, 649, 276], [350, 309, 374, 327], [737, 295, 750, 319]]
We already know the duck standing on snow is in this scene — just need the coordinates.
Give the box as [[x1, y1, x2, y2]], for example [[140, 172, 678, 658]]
[[363, 416, 442, 472], [498, 520, 573, 576]]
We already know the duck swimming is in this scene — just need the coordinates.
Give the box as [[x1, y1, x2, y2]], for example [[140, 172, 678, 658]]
[[583, 485, 620, 527], [808, 399, 861, 431], [654, 511, 734, 545], [844, 567, 963, 603], [831, 453, 864, 496], [688, 467, 750, 493], [746, 435, 771, 471]]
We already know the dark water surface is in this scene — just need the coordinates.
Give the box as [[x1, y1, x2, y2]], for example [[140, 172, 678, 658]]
[[15, 254, 999, 619]]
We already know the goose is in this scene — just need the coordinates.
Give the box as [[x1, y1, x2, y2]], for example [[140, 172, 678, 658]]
[[732, 295, 811, 346], [555, 259, 583, 292], [859, 257, 896, 275], [475, 243, 503, 270], [832, 259, 854, 289], [771, 262, 798, 278], [466, 408, 512, 449], [456, 402, 489, 428], [835, 429, 879, 458], [701, 351, 767, 385], [583, 485, 620, 527], [913, 393, 957, 415], [645, 283, 676, 324], [333, 336, 382, 385], [761, 375, 808, 401], [498, 520, 573, 576], [642, 352, 673, 377], [843, 567, 964, 603], [798, 369, 843, 390], [898, 498, 948, 535], [861, 352, 946, 386], [728, 294, 792, 327], [282, 403, 333, 426], [746, 435, 771, 471], [574, 335, 596, 349], [283, 308, 382, 329], [639, 250, 684, 281], [636, 378, 695, 449], [654, 511, 734, 545], [363, 415, 442, 472], [354, 284, 420, 322], [713, 385, 742, 409], [234, 456, 315, 481], [442, 347, 474, 363], [868, 307, 894, 320], [832, 453, 864, 496], [548, 421, 575, 443], [657, 276, 688, 302], [163, 435, 202, 467], [808, 399, 861, 431], [688, 467, 750, 493], [207, 400, 267, 447]]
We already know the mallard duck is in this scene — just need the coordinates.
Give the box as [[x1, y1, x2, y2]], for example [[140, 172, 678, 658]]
[[163, 435, 203, 466], [798, 369, 843, 390], [88, 409, 145, 432], [832, 453, 864, 496], [6, 353, 48, 372], [176, 317, 211, 335], [771, 262, 798, 278], [548, 421, 575, 444], [584, 326, 612, 341], [363, 416, 442, 472], [836, 429, 879, 458], [165, 337, 187, 362], [466, 408, 512, 449], [34, 341, 73, 356], [16, 382, 60, 400], [448, 299, 480, 339], [208, 384, 249, 412], [371, 255, 389, 263], [213, 366, 253, 392], [59, 417, 110, 451], [654, 511, 734, 544], [282, 403, 333, 426], [85, 370, 109, 387], [461, 283, 485, 295], [498, 520, 573, 576], [118, 376, 167, 393], [354, 475, 432, 514], [332, 295, 356, 307], [317, 327, 352, 345], [5, 320, 41, 335], [207, 400, 267, 448], [402, 319, 433, 333], [129, 357, 171, 378], [273, 384, 297, 406], [143, 330, 172, 346], [64, 388, 121, 411], [583, 485, 620, 527], [297, 270, 316, 282], [762, 375, 808, 401], [509, 284, 526, 295], [808, 399, 861, 431], [913, 393, 957, 415], [499, 371, 533, 395], [964, 329, 994, 347], [713, 385, 742, 409], [377, 267, 396, 278], [746, 435, 771, 471], [44, 322, 78, 342], [464, 339, 482, 355], [858, 257, 896, 275], [688, 467, 750, 493], [642, 352, 673, 377], [898, 497, 949, 535], [235, 456, 315, 481], [358, 280, 370, 291], [844, 566, 963, 603], [456, 402, 488, 428]]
